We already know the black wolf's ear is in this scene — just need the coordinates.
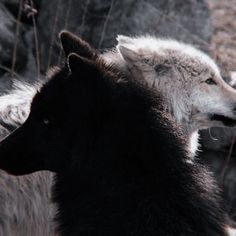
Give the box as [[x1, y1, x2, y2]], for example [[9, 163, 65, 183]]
[[67, 53, 93, 74], [60, 31, 97, 59]]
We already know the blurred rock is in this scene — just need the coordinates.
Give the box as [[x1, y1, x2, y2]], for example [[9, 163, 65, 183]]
[[207, 0, 236, 73], [37, 0, 212, 71], [0, 3, 27, 76]]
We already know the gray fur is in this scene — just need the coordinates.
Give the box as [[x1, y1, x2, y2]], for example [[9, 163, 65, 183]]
[[0, 171, 56, 236]]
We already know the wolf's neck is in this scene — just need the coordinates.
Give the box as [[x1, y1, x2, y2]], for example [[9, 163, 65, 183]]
[[102, 52, 200, 158], [172, 112, 200, 159], [166, 103, 200, 158]]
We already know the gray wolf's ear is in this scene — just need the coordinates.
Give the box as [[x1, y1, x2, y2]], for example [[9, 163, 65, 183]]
[[117, 45, 141, 65], [116, 35, 133, 44], [118, 45, 146, 82], [60, 31, 97, 59]]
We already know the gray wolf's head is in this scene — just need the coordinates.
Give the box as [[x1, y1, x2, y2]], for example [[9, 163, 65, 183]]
[[116, 35, 236, 135]]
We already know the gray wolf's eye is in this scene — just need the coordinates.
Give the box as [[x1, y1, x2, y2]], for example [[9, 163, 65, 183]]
[[205, 78, 216, 85], [142, 58, 151, 64], [154, 64, 169, 74], [43, 119, 50, 125]]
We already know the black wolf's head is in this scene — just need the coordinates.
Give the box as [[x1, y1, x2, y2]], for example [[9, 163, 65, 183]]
[[0, 32, 172, 176]]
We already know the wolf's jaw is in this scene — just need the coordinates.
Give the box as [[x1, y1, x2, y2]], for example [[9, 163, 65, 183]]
[[210, 114, 236, 127]]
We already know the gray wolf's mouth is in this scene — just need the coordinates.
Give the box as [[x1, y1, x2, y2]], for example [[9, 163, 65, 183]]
[[210, 114, 236, 127]]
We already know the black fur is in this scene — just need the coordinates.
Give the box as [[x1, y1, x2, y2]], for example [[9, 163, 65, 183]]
[[0, 38, 228, 235]]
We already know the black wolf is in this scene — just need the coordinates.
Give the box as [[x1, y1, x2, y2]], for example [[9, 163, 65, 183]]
[[0, 33, 228, 235]]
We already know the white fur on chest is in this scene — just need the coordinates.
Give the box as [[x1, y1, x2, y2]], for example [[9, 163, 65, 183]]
[[188, 131, 200, 159]]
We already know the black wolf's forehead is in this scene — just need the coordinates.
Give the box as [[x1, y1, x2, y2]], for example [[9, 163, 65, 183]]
[[31, 68, 68, 111]]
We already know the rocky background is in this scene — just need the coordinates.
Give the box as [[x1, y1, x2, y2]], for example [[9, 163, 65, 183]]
[[0, 0, 235, 227]]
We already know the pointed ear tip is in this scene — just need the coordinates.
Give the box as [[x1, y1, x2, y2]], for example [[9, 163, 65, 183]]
[[117, 34, 127, 38], [67, 53, 82, 71], [117, 45, 128, 52], [117, 35, 133, 44], [116, 34, 123, 40], [59, 30, 70, 39], [116, 35, 125, 42], [59, 30, 81, 43], [68, 53, 81, 61], [60, 31, 85, 44], [68, 53, 90, 66], [67, 53, 94, 73]]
